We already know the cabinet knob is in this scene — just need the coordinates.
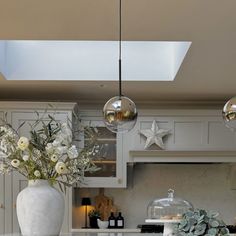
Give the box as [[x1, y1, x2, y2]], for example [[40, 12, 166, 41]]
[[0, 203, 4, 209], [13, 203, 16, 209]]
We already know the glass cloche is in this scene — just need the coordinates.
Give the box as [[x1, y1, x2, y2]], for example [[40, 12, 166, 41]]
[[147, 189, 193, 220]]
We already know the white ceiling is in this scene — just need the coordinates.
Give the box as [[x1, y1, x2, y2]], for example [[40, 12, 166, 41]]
[[0, 0, 235, 104]]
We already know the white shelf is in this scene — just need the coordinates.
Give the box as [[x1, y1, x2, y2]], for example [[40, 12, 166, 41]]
[[71, 228, 141, 233], [145, 219, 181, 224], [129, 150, 236, 163]]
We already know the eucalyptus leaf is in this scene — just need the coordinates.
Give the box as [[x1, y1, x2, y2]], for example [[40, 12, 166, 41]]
[[175, 209, 229, 236]]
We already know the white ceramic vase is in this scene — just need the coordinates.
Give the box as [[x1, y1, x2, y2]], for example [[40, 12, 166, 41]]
[[16, 179, 65, 236]]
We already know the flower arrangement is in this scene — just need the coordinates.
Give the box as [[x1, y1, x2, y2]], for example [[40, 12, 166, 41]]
[[176, 209, 230, 236], [0, 112, 99, 191]]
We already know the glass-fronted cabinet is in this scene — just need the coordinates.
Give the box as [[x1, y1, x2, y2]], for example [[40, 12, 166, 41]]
[[78, 111, 125, 188]]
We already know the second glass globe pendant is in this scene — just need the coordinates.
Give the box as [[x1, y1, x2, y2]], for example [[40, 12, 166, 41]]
[[103, 0, 138, 133]]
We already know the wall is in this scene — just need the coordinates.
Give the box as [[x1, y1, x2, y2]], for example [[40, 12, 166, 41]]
[[73, 163, 236, 228]]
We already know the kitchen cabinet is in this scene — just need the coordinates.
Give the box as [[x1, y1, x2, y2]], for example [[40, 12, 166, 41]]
[[78, 110, 125, 188], [0, 102, 76, 234], [0, 174, 4, 235], [0, 111, 5, 234], [123, 109, 236, 163], [9, 108, 74, 233]]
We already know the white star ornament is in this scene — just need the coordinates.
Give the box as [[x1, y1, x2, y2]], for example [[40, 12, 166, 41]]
[[139, 120, 171, 149]]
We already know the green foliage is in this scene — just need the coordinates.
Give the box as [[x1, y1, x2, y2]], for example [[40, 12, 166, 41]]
[[88, 209, 101, 218], [175, 209, 230, 236]]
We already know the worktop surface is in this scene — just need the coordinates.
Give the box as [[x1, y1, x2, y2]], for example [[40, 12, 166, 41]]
[[1, 234, 157, 236], [1, 234, 236, 236]]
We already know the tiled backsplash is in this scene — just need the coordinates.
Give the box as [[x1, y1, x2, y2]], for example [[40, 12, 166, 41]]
[[73, 164, 236, 228]]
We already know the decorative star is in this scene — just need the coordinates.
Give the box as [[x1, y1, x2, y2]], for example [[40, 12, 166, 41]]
[[139, 120, 171, 149]]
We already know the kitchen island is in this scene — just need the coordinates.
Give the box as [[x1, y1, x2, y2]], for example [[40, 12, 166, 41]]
[[1, 234, 236, 236], [1, 234, 158, 236]]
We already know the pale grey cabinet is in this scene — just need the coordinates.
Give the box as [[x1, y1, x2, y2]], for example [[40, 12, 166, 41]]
[[0, 111, 5, 234], [9, 109, 74, 233], [0, 175, 4, 234], [0, 102, 76, 234], [78, 111, 125, 188]]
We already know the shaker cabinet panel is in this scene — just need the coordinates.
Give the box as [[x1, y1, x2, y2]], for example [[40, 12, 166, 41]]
[[0, 175, 4, 234], [208, 121, 236, 148], [0, 111, 5, 234]]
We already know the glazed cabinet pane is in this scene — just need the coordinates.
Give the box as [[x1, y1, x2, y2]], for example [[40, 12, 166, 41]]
[[84, 127, 117, 177], [79, 117, 125, 188]]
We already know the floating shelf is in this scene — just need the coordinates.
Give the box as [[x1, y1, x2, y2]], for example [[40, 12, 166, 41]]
[[129, 150, 236, 163], [92, 160, 116, 164]]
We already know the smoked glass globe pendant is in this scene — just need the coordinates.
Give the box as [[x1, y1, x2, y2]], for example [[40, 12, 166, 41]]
[[103, 95, 137, 133], [222, 96, 236, 131], [103, 0, 138, 133]]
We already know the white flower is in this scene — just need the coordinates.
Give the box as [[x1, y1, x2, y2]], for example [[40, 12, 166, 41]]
[[55, 146, 67, 156], [67, 145, 78, 159], [22, 155, 29, 161], [17, 137, 29, 151], [32, 149, 41, 158], [54, 123, 72, 146], [52, 139, 62, 147], [50, 154, 58, 162], [0, 127, 7, 133], [11, 159, 20, 168], [34, 170, 41, 178], [45, 143, 53, 154], [55, 161, 68, 175]]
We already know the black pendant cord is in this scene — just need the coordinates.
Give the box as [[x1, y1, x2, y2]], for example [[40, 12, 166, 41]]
[[119, 0, 122, 98]]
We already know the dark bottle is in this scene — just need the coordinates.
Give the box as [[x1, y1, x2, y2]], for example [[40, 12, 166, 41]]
[[108, 212, 116, 228], [116, 212, 124, 228]]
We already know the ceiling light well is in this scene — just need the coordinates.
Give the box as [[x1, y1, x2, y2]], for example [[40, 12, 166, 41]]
[[0, 40, 191, 81]]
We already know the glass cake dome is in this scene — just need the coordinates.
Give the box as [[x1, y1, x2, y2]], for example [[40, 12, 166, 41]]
[[147, 189, 193, 220]]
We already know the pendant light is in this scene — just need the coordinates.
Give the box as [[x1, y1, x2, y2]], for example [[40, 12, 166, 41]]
[[103, 0, 138, 133], [222, 96, 236, 131]]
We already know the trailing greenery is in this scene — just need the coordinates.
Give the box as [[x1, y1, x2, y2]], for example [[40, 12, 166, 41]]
[[175, 209, 230, 236]]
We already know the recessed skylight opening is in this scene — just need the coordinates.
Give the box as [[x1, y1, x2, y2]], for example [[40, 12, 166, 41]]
[[0, 40, 191, 81]]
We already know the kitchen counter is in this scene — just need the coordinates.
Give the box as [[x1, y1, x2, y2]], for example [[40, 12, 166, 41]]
[[1, 234, 236, 236], [1, 234, 158, 236], [71, 229, 141, 233]]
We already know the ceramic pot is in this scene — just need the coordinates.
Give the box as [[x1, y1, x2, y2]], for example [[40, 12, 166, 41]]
[[97, 218, 109, 229], [17, 180, 65, 236], [89, 216, 100, 228]]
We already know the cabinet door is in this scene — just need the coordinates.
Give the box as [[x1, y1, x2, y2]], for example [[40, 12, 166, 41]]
[[0, 174, 4, 234], [0, 111, 5, 234], [79, 117, 125, 188], [9, 110, 72, 233]]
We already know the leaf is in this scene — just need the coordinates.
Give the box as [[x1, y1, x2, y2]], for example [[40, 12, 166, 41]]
[[58, 182, 63, 193], [209, 220, 220, 228], [17, 121, 26, 131]]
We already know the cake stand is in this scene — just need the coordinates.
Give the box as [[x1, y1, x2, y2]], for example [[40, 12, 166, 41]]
[[145, 219, 181, 236]]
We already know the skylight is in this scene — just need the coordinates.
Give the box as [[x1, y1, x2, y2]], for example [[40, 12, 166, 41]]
[[0, 40, 191, 81]]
